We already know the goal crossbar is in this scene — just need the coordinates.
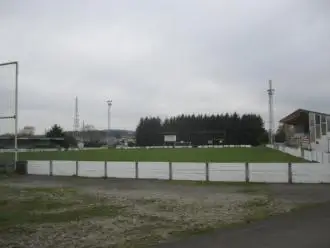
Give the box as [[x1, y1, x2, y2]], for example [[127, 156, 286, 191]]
[[0, 116, 15, 120], [0, 61, 17, 67]]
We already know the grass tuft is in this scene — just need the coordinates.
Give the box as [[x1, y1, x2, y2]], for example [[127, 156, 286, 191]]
[[0, 186, 124, 230]]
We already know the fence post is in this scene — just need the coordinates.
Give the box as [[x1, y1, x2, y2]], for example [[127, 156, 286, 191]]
[[205, 162, 209, 181], [169, 162, 173, 180], [49, 160, 53, 176], [245, 162, 250, 183], [135, 161, 139, 179], [75, 161, 79, 176], [104, 161, 108, 178], [288, 162, 293, 184]]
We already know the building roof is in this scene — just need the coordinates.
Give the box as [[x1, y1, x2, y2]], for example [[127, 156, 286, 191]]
[[280, 108, 330, 124]]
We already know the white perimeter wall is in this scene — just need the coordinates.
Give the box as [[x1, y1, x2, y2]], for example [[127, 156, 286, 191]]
[[249, 163, 289, 183], [138, 162, 169, 180], [107, 162, 135, 178], [209, 163, 245, 182], [172, 162, 205, 181], [53, 161, 76, 176], [26, 160, 330, 183]]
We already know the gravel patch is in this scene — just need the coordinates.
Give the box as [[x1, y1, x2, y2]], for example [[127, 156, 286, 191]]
[[0, 176, 329, 247]]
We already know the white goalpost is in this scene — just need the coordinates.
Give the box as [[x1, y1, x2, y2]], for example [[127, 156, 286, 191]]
[[0, 61, 19, 169]]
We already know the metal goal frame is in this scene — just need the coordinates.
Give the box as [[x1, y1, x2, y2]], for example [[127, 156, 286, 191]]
[[0, 61, 19, 169]]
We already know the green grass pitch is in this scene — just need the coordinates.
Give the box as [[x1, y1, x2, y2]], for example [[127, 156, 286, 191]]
[[0, 147, 306, 163]]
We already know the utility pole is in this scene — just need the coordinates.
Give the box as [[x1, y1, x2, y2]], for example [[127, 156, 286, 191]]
[[107, 100, 112, 148], [82, 120, 85, 143], [267, 80, 275, 145]]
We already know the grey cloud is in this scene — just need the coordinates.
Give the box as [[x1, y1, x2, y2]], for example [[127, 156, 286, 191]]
[[0, 0, 329, 134]]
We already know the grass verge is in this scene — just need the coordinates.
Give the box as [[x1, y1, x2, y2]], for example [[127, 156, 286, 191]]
[[0, 186, 124, 231], [0, 147, 306, 162]]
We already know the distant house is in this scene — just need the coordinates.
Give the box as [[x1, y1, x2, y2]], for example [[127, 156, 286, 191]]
[[19, 126, 35, 136], [65, 129, 134, 147]]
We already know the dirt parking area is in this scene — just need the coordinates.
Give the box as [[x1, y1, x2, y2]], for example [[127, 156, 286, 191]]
[[0, 175, 329, 248]]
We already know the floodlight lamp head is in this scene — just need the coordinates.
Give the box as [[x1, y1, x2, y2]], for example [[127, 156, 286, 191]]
[[107, 100, 112, 106]]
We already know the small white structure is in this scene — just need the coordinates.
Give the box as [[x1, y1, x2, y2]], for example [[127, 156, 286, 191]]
[[19, 126, 35, 136], [77, 141, 84, 150], [164, 134, 176, 143]]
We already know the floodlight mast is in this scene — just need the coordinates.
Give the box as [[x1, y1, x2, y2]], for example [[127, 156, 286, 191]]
[[0, 61, 18, 168], [106, 100, 112, 147]]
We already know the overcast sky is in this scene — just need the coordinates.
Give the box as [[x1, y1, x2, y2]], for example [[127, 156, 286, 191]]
[[0, 0, 329, 134]]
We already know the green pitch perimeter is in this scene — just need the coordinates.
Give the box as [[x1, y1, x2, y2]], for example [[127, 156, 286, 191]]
[[1, 147, 306, 163]]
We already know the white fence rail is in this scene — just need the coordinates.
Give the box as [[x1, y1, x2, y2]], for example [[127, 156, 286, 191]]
[[0, 145, 252, 153], [267, 144, 330, 163], [117, 145, 252, 149], [26, 160, 330, 184]]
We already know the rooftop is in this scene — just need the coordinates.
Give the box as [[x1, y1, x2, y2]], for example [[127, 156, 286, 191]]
[[280, 109, 330, 125]]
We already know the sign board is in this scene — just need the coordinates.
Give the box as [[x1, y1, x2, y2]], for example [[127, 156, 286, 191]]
[[164, 135, 176, 142], [77, 142, 84, 150]]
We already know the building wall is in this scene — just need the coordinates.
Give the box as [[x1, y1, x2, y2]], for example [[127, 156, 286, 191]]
[[309, 113, 330, 152], [313, 134, 330, 152]]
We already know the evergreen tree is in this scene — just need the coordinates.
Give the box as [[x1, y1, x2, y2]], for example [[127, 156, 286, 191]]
[[46, 124, 64, 138]]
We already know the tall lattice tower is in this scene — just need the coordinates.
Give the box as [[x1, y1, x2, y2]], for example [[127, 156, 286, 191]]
[[73, 96, 80, 140], [267, 80, 275, 145]]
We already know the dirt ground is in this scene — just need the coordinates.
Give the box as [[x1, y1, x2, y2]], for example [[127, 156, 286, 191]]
[[0, 175, 330, 248], [157, 201, 330, 248]]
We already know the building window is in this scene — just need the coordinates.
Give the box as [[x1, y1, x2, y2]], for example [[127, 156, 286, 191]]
[[327, 117, 330, 132], [316, 114, 321, 124], [321, 115, 326, 123], [321, 115, 327, 135], [316, 125, 321, 139], [322, 123, 327, 135]]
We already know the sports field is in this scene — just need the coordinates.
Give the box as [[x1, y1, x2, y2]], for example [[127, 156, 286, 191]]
[[1, 147, 305, 163]]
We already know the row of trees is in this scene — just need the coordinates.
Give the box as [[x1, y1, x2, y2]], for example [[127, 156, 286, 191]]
[[136, 113, 268, 146], [46, 124, 77, 149]]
